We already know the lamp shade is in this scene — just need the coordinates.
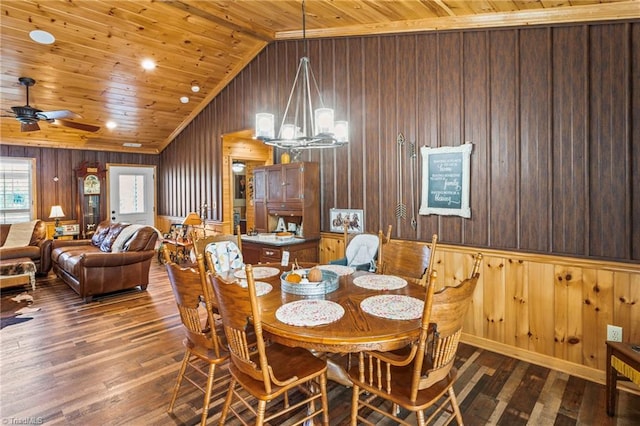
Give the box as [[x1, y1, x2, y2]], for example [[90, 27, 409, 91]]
[[49, 205, 65, 219], [182, 212, 202, 226]]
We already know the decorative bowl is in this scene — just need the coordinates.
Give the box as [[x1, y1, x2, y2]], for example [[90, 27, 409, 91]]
[[281, 269, 339, 296]]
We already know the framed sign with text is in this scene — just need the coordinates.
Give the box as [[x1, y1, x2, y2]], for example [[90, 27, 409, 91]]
[[419, 143, 473, 218]]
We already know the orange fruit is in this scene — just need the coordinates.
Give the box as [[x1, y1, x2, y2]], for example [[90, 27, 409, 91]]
[[286, 273, 302, 283]]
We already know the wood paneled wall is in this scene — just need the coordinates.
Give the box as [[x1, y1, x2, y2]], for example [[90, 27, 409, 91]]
[[0, 145, 158, 223], [161, 20, 640, 264]]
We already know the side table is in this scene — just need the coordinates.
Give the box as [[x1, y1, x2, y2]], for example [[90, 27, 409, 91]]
[[606, 341, 640, 416], [0, 257, 37, 291]]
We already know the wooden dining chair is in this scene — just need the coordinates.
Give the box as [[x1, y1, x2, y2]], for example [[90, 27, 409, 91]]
[[377, 234, 438, 286], [419, 234, 438, 287], [192, 225, 244, 274], [349, 253, 483, 425], [209, 264, 330, 425], [192, 224, 242, 257], [164, 247, 229, 426]]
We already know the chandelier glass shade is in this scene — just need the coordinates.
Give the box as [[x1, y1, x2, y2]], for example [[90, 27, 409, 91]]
[[255, 1, 348, 152]]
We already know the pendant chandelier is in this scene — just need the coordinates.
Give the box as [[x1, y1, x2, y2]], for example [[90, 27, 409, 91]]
[[255, 0, 348, 153]]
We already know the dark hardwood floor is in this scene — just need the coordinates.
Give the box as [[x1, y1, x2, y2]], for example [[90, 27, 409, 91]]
[[1, 261, 639, 425]]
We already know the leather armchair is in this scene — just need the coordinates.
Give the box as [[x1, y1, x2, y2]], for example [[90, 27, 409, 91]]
[[0, 220, 52, 275]]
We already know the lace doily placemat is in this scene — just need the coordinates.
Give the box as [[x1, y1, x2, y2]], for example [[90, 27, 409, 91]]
[[318, 264, 355, 276], [237, 280, 273, 297], [276, 300, 345, 327], [234, 266, 280, 280], [352, 274, 407, 290], [360, 295, 424, 320]]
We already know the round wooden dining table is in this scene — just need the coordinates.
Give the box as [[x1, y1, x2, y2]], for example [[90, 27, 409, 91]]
[[219, 262, 427, 354]]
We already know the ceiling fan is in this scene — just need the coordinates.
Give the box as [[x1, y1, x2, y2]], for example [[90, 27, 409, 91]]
[[3, 77, 100, 133]]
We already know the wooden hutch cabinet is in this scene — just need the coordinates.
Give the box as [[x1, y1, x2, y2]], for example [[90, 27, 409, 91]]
[[253, 161, 319, 238], [245, 161, 320, 264], [75, 161, 106, 239]]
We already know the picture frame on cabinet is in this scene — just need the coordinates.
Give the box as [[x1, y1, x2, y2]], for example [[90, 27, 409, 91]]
[[330, 208, 364, 233]]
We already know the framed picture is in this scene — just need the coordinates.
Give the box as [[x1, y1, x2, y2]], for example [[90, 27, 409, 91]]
[[235, 174, 247, 200], [419, 143, 473, 218], [330, 208, 364, 233]]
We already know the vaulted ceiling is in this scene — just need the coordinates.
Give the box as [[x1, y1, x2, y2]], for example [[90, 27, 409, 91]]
[[1, 0, 638, 154]]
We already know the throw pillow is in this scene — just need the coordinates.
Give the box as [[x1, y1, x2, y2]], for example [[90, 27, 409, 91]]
[[100, 223, 130, 252], [91, 221, 111, 247], [111, 224, 144, 253], [205, 241, 244, 273]]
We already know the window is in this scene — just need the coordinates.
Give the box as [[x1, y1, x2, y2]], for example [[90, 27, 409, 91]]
[[118, 174, 145, 214], [0, 157, 36, 224]]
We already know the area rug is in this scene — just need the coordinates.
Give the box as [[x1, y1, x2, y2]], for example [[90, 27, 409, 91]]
[[1, 292, 40, 329]]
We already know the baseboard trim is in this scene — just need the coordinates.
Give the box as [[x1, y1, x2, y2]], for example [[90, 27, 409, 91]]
[[461, 333, 603, 382], [461, 333, 640, 396]]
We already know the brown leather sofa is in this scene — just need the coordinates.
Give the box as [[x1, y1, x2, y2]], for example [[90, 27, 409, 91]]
[[52, 220, 159, 302], [0, 220, 52, 275]]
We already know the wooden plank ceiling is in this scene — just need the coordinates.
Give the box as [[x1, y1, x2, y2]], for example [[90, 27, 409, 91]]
[[1, 0, 637, 154]]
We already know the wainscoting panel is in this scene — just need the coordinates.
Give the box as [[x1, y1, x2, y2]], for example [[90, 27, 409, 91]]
[[319, 233, 640, 384]]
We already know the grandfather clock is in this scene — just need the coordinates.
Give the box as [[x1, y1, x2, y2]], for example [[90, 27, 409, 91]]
[[75, 161, 106, 239]]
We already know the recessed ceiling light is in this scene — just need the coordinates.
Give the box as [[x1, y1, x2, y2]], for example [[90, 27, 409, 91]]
[[106, 121, 117, 130], [123, 142, 142, 148], [180, 96, 189, 104], [191, 85, 200, 93], [141, 59, 156, 70], [29, 30, 55, 45]]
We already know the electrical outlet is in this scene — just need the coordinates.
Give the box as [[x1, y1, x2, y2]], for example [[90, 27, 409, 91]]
[[607, 324, 623, 342]]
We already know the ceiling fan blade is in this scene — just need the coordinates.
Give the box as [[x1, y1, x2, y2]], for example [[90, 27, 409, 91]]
[[21, 122, 40, 132], [40, 109, 82, 120], [53, 119, 100, 133]]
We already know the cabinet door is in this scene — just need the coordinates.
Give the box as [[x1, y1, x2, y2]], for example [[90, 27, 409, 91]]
[[253, 168, 266, 201], [252, 168, 267, 233], [83, 194, 101, 233], [282, 163, 303, 203], [266, 167, 284, 201], [254, 200, 268, 233], [242, 242, 262, 265]]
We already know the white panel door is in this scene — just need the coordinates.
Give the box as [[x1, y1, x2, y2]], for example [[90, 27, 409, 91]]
[[107, 164, 155, 225]]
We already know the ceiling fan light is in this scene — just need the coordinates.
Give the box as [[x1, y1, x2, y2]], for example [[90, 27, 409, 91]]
[[29, 30, 55, 45]]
